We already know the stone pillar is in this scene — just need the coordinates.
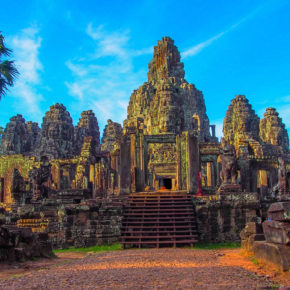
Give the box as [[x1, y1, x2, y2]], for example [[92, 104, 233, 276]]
[[120, 136, 131, 194], [176, 135, 181, 190], [90, 164, 96, 199], [188, 132, 199, 193], [239, 160, 251, 192], [258, 170, 268, 187], [138, 132, 145, 191], [130, 133, 137, 193], [258, 170, 268, 196], [207, 162, 213, 187], [51, 163, 61, 190]]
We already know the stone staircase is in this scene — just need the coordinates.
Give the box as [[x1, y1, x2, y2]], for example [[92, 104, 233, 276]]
[[121, 192, 198, 248]]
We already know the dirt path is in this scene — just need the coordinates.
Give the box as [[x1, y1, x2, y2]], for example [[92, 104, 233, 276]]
[[0, 249, 288, 289]]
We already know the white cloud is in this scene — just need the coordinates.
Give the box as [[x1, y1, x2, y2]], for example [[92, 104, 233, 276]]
[[66, 24, 152, 132], [181, 4, 264, 59], [8, 27, 44, 121], [182, 32, 225, 59]]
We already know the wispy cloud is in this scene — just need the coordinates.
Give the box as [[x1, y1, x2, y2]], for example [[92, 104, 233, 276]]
[[182, 4, 266, 59], [8, 27, 44, 121], [65, 24, 152, 131]]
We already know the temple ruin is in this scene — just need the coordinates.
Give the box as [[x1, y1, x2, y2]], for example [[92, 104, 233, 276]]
[[0, 37, 289, 262]]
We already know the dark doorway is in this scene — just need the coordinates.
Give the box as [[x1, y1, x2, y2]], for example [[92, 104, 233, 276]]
[[163, 178, 172, 190]]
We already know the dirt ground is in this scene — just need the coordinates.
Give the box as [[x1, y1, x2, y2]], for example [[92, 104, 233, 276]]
[[0, 248, 289, 289]]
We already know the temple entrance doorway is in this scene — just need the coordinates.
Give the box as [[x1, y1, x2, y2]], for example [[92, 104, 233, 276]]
[[159, 178, 172, 190]]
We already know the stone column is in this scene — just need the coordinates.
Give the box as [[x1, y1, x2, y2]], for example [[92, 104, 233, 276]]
[[188, 132, 199, 193], [130, 133, 137, 193], [207, 162, 213, 187], [90, 164, 96, 199], [176, 135, 181, 190], [120, 136, 131, 194], [138, 132, 145, 191]]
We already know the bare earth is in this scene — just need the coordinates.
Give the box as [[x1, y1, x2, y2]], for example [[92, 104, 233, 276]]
[[0, 248, 289, 289]]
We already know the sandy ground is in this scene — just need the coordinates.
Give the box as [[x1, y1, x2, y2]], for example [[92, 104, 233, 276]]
[[0, 248, 289, 289]]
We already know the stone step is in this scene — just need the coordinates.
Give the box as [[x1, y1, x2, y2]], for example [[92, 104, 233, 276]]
[[121, 193, 198, 248]]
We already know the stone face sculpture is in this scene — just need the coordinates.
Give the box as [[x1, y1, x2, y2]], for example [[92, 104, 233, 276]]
[[124, 37, 215, 141], [0, 115, 29, 155], [101, 120, 123, 152], [74, 110, 100, 155], [26, 121, 41, 152], [34, 104, 74, 160], [259, 107, 289, 152], [219, 140, 237, 185], [223, 95, 260, 147]]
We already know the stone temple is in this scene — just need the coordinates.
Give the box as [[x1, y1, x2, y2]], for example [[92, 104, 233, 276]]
[[0, 37, 289, 267]]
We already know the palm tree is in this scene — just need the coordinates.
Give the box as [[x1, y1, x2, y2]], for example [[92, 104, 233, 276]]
[[0, 32, 19, 99]]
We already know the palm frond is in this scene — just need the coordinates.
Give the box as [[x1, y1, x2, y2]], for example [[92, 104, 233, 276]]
[[0, 77, 9, 99], [0, 60, 19, 85], [0, 33, 12, 57]]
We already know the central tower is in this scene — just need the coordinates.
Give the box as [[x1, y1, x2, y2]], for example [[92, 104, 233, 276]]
[[121, 37, 216, 194], [124, 36, 214, 141]]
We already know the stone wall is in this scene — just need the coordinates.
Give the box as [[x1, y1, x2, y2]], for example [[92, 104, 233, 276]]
[[194, 193, 259, 242], [17, 196, 125, 249], [0, 155, 38, 203]]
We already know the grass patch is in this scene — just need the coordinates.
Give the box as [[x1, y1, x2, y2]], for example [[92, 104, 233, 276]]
[[53, 243, 122, 254], [251, 257, 259, 266], [193, 242, 241, 250]]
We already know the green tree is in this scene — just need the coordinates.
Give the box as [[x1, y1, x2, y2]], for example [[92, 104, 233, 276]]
[[0, 32, 19, 99]]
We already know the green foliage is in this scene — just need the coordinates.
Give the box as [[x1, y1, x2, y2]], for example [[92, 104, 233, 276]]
[[193, 242, 241, 250], [0, 32, 19, 99], [251, 257, 259, 265], [53, 243, 123, 253]]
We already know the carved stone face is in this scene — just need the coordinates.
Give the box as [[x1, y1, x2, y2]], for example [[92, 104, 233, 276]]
[[48, 124, 59, 139], [238, 120, 248, 132]]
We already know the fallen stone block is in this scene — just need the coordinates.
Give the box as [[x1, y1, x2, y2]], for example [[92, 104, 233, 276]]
[[253, 241, 290, 271], [268, 202, 290, 222], [263, 220, 290, 245]]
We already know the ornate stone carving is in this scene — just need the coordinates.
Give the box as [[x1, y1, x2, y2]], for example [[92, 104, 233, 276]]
[[219, 140, 237, 185], [34, 103, 74, 159], [101, 120, 123, 152], [26, 121, 41, 152], [259, 107, 289, 152], [74, 110, 100, 155], [124, 37, 214, 141], [148, 143, 176, 165], [0, 115, 29, 155], [223, 95, 260, 147], [11, 168, 26, 194], [28, 156, 52, 200], [272, 157, 288, 200]]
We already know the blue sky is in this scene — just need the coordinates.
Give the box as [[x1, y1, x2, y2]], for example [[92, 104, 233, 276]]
[[0, 0, 289, 141]]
